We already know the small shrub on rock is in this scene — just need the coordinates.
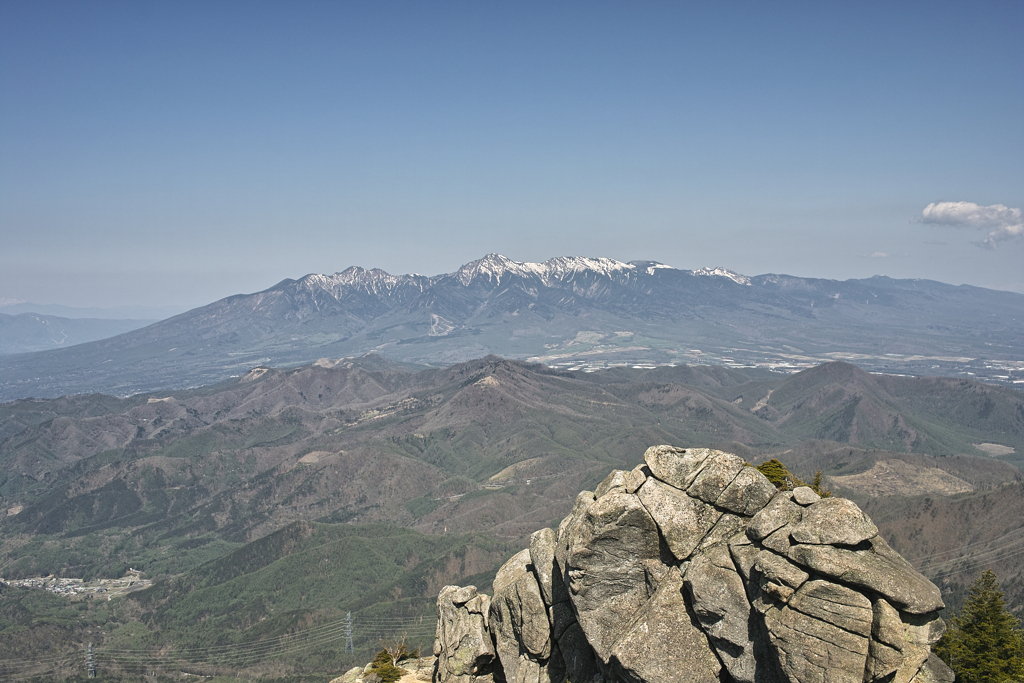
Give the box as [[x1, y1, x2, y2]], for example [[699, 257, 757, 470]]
[[369, 649, 404, 683]]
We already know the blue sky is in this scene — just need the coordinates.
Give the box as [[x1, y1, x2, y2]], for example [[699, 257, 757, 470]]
[[1, 1, 1022, 309]]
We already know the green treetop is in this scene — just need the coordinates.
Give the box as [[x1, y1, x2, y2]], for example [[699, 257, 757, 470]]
[[755, 458, 832, 497], [935, 570, 1024, 683]]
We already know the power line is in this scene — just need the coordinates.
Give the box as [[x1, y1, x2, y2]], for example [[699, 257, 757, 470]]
[[908, 526, 1024, 563], [85, 612, 438, 678], [346, 611, 354, 654]]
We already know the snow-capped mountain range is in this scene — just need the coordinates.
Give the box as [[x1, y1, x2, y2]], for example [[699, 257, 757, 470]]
[[293, 254, 740, 294], [1, 254, 1021, 401]]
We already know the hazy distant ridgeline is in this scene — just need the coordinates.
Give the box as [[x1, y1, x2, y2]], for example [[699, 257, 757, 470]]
[[1, 254, 1022, 401], [0, 311, 156, 355]]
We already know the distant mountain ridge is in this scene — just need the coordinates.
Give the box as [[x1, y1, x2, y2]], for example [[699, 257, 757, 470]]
[[1, 254, 1022, 401], [0, 301, 186, 320], [0, 312, 157, 356]]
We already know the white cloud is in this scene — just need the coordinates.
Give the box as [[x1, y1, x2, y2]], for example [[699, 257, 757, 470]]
[[917, 201, 1023, 248], [869, 251, 889, 258]]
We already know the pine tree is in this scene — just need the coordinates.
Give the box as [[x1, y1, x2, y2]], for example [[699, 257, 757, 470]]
[[757, 459, 799, 490], [810, 469, 832, 498], [935, 570, 1024, 683], [756, 458, 833, 496]]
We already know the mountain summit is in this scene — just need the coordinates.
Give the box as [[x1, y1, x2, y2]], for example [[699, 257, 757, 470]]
[[0, 254, 1021, 401], [288, 254, 664, 292]]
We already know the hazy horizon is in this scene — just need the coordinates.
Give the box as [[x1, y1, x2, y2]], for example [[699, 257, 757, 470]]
[[2, 2, 1022, 309]]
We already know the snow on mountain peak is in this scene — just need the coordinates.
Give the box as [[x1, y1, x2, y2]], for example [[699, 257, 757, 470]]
[[455, 254, 639, 286], [692, 267, 751, 286], [296, 255, 684, 296], [299, 267, 418, 298]]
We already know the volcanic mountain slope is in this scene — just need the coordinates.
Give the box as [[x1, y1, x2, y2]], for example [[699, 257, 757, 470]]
[[0, 312, 156, 355], [2, 253, 1022, 400]]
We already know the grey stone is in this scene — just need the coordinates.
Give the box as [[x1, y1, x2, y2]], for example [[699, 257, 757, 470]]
[[696, 513, 747, 555], [909, 654, 955, 683], [755, 550, 809, 589], [687, 452, 747, 504], [464, 595, 489, 619], [866, 613, 935, 683], [788, 537, 944, 614], [548, 600, 576, 640], [555, 621, 600, 683], [505, 653, 569, 683], [788, 580, 872, 637], [624, 464, 649, 494], [904, 612, 946, 647], [685, 544, 760, 683], [636, 477, 722, 561], [717, 466, 779, 516], [511, 656, 539, 683], [764, 600, 870, 683], [748, 493, 803, 541], [760, 580, 796, 605], [730, 541, 761, 584], [556, 490, 596, 551], [490, 549, 551, 683], [452, 586, 479, 606], [895, 647, 931, 683], [435, 585, 496, 682], [492, 549, 530, 595], [610, 570, 722, 683], [540, 642, 567, 683], [559, 490, 663, 660], [761, 525, 794, 554], [333, 666, 364, 683], [730, 527, 754, 546], [883, 613, 949, 683], [872, 598, 905, 650], [643, 445, 715, 490], [529, 528, 567, 607], [866, 639, 906, 682], [433, 447, 949, 683], [792, 486, 821, 506], [595, 470, 628, 498], [790, 498, 878, 546]]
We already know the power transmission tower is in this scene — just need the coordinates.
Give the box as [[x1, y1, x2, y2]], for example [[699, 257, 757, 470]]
[[345, 612, 354, 654], [87, 642, 95, 678]]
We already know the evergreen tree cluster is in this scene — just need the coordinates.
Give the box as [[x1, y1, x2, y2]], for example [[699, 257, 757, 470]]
[[755, 459, 832, 497], [936, 570, 1024, 683]]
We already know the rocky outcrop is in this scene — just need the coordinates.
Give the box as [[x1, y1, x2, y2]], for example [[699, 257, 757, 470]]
[[434, 586, 498, 683], [433, 446, 952, 683]]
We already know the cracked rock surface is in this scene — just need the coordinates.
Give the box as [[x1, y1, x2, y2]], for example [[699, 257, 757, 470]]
[[433, 446, 952, 683]]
